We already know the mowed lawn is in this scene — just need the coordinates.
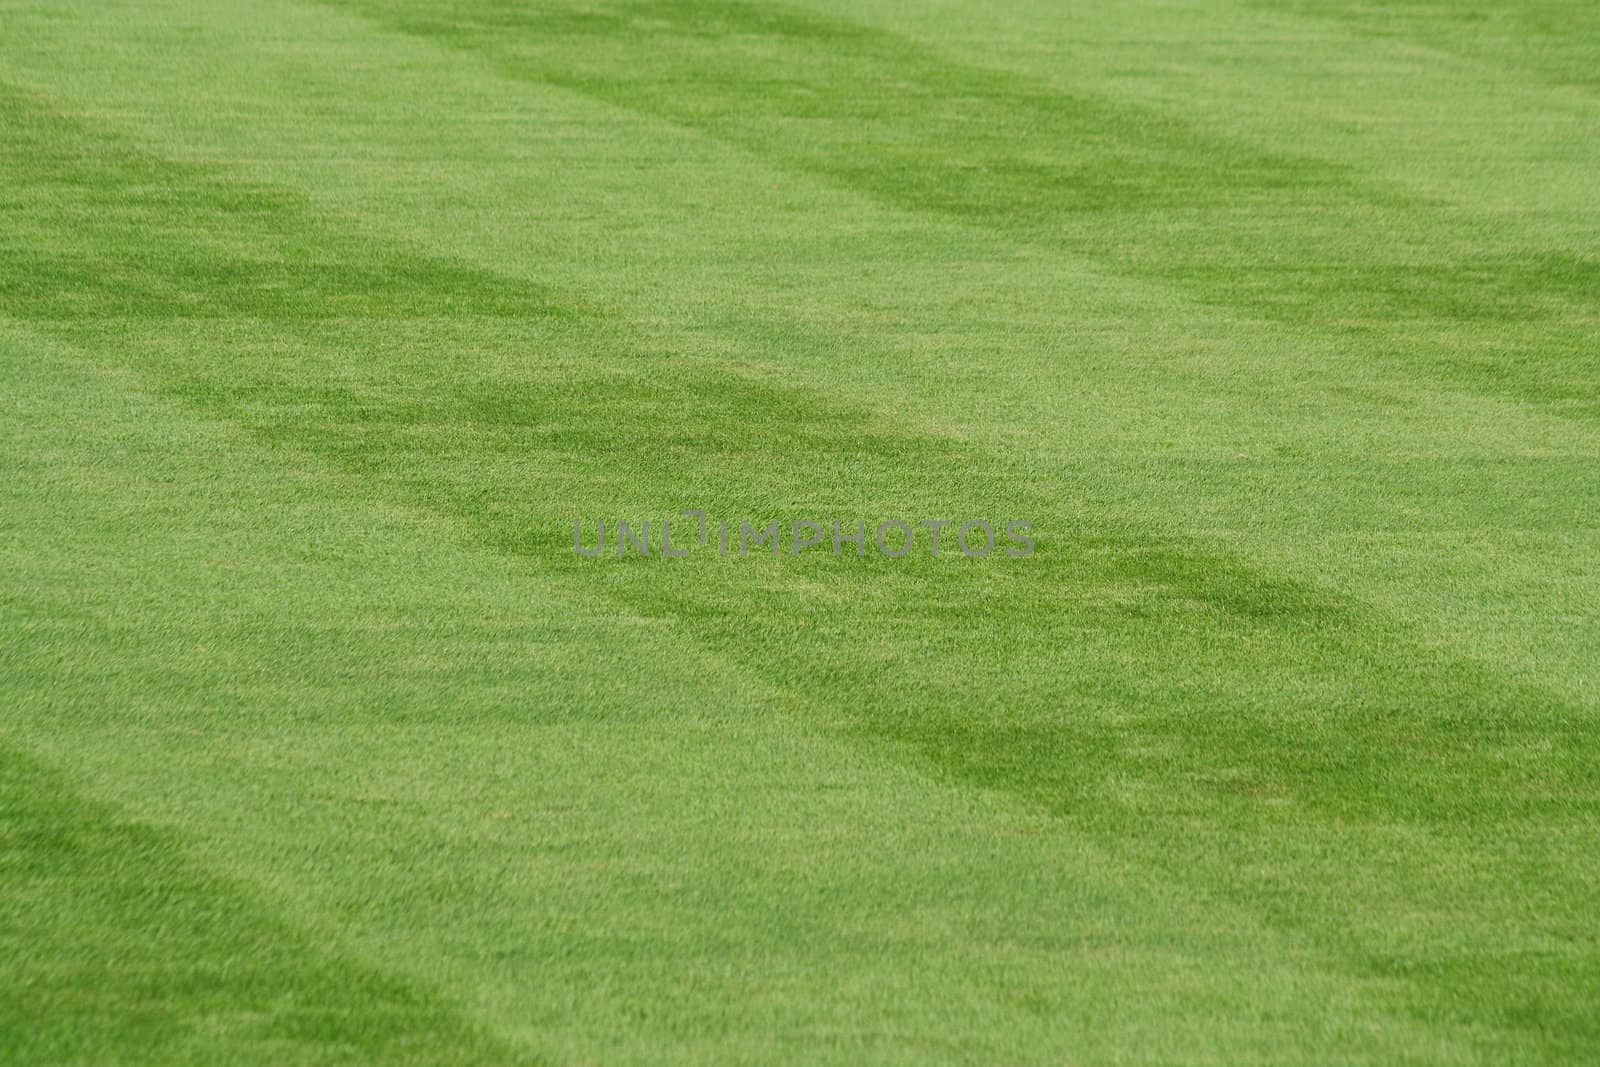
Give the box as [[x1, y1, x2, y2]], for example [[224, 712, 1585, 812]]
[[2, 0, 1598, 1063]]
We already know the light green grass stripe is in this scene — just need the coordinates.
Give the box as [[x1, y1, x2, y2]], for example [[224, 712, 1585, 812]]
[[321, 0, 1600, 420], [1255, 0, 1600, 93], [811, 0, 1600, 239]]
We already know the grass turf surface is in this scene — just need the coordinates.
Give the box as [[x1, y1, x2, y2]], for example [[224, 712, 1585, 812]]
[[2, 0, 1598, 1062]]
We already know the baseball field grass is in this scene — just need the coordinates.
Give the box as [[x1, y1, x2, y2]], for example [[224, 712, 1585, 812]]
[[2, 1, 1597, 1063]]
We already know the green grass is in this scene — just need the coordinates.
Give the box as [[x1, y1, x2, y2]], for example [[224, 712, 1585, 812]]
[[2, 0, 1597, 1062]]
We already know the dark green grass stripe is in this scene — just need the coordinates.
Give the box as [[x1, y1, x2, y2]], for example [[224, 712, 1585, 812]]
[[321, 0, 1600, 419], [3, 80, 1592, 832], [0, 741, 536, 1066]]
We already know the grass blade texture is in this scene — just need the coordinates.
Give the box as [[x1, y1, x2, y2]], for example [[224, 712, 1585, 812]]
[[1, 1, 1597, 1063]]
